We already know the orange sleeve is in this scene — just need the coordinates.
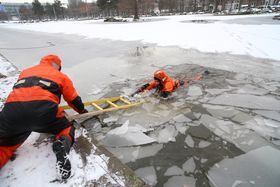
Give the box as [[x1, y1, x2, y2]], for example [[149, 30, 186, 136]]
[[61, 74, 78, 103], [146, 80, 158, 90]]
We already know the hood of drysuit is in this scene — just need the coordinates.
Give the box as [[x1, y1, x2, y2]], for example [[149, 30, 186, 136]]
[[40, 54, 62, 70], [154, 70, 168, 82]]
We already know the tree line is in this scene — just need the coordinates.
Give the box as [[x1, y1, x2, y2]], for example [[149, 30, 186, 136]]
[[1, 0, 279, 21]]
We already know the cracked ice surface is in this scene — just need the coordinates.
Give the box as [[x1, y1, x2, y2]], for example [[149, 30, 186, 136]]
[[234, 84, 269, 95], [244, 116, 280, 139], [108, 144, 163, 163], [208, 146, 280, 187], [101, 121, 156, 147], [187, 86, 203, 97], [200, 114, 270, 152], [208, 94, 280, 111], [253, 110, 280, 122]]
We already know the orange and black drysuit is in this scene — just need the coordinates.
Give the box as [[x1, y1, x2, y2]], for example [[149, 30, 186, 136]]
[[0, 55, 86, 169], [135, 70, 185, 98]]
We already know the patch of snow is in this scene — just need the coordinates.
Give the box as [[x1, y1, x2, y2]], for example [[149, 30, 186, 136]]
[[0, 131, 124, 187]]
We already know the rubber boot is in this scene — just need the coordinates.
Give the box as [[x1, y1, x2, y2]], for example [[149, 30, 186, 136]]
[[52, 136, 71, 180]]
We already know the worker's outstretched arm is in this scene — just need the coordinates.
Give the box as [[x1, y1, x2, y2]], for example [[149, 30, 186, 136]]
[[131, 81, 158, 96], [61, 75, 87, 114]]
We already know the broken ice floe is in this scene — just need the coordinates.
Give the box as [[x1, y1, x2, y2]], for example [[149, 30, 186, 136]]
[[103, 115, 119, 123], [175, 123, 189, 134], [234, 84, 269, 96], [208, 94, 280, 111], [108, 144, 163, 163], [198, 140, 211, 148], [185, 135, 195, 147], [200, 114, 271, 152], [253, 110, 280, 122], [203, 104, 239, 119], [173, 114, 192, 123], [182, 157, 196, 173], [205, 88, 233, 95], [154, 125, 178, 143], [187, 85, 203, 97], [244, 116, 280, 139], [208, 146, 280, 187], [164, 165, 185, 176], [101, 121, 156, 147], [135, 166, 157, 186], [163, 176, 196, 187]]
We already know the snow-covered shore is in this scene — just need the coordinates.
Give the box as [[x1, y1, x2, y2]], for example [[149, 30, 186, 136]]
[[1, 14, 280, 61]]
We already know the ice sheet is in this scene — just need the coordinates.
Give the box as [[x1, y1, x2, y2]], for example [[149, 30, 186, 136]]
[[208, 146, 280, 187], [208, 94, 280, 110]]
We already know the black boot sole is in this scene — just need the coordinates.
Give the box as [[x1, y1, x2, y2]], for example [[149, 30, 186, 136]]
[[53, 140, 71, 180]]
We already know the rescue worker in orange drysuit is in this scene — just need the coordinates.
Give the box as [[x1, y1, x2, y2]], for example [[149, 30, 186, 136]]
[[0, 54, 87, 180], [133, 70, 185, 98]]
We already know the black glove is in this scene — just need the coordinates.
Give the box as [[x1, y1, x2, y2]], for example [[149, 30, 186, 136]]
[[79, 109, 88, 114], [131, 83, 150, 97], [160, 91, 170, 98]]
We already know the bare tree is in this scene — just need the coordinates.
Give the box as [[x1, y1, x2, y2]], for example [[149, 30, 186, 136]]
[[19, 5, 33, 20]]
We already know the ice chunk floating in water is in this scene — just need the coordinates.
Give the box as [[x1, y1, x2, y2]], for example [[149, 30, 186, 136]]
[[101, 121, 156, 147], [208, 146, 280, 187], [209, 94, 280, 111], [135, 166, 157, 186]]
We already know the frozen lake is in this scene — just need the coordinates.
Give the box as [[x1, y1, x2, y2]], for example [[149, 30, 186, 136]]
[[1, 14, 280, 186]]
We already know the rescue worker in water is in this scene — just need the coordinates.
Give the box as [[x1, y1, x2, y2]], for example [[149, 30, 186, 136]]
[[0, 54, 88, 180], [132, 70, 185, 98]]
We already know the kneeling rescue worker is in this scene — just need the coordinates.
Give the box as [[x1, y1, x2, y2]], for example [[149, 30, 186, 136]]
[[133, 70, 185, 98], [0, 54, 88, 180]]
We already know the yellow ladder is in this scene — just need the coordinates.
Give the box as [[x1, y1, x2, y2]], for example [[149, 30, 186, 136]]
[[61, 96, 143, 121]]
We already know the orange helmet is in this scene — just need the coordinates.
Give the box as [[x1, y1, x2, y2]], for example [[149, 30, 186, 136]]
[[40, 54, 62, 70], [154, 70, 167, 82]]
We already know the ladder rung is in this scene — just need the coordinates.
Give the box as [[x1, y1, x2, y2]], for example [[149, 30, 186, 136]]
[[106, 100, 118, 108], [91, 103, 103, 111], [120, 97, 131, 105]]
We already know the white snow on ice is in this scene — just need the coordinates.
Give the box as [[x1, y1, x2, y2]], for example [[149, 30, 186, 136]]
[[0, 130, 125, 187]]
